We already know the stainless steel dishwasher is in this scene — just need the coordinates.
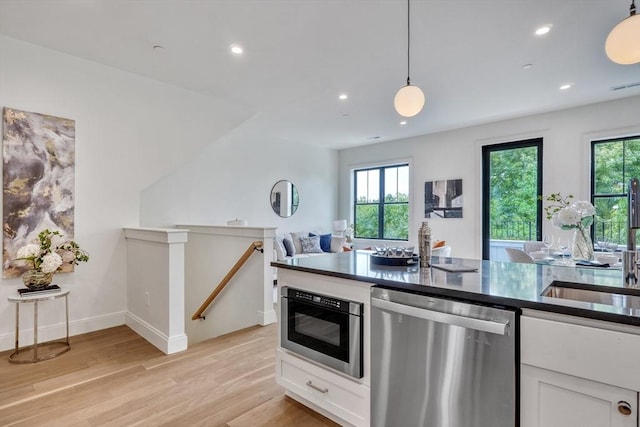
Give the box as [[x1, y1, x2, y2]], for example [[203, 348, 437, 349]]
[[371, 287, 517, 427]]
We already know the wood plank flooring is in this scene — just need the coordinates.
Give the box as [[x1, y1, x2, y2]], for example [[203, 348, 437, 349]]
[[0, 323, 338, 426]]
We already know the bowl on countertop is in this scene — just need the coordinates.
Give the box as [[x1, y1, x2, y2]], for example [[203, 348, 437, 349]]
[[530, 251, 548, 260], [596, 254, 619, 265]]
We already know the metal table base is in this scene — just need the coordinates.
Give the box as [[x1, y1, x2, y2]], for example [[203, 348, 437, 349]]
[[8, 289, 70, 364]]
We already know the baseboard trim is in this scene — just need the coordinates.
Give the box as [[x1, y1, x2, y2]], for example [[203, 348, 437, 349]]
[[0, 311, 126, 352], [125, 312, 188, 355], [258, 309, 278, 326]]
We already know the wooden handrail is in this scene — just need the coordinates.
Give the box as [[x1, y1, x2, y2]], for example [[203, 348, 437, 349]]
[[192, 240, 264, 320]]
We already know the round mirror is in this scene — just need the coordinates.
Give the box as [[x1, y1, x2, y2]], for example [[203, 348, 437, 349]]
[[270, 180, 299, 217]]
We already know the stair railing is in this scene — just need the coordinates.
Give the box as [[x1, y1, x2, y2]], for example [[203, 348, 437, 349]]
[[191, 240, 264, 320]]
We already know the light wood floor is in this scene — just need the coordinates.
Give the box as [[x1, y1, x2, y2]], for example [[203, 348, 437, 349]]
[[0, 323, 338, 426]]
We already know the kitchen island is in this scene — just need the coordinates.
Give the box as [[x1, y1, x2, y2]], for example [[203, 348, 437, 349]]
[[273, 251, 640, 427]]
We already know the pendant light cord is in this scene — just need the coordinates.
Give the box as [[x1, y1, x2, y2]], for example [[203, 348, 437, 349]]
[[406, 0, 411, 86]]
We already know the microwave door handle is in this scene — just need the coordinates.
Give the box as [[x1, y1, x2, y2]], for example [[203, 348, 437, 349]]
[[372, 298, 510, 336]]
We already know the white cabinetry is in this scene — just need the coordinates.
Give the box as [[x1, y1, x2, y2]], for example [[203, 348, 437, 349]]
[[522, 364, 636, 427], [277, 349, 369, 426], [275, 269, 372, 427], [521, 311, 640, 427]]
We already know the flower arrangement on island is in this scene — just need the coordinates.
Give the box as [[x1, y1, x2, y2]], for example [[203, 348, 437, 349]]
[[15, 229, 89, 288], [540, 193, 595, 261]]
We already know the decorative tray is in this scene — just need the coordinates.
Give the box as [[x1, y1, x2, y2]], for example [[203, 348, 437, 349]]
[[370, 253, 419, 266]]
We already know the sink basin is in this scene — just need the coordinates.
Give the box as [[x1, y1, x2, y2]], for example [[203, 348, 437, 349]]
[[541, 281, 640, 310]]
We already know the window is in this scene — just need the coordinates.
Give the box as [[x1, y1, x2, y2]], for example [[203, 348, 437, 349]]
[[482, 138, 543, 260], [591, 135, 640, 247], [353, 164, 409, 240]]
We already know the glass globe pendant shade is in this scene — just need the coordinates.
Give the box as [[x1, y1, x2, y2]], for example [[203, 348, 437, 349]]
[[394, 84, 425, 117], [605, 12, 640, 64]]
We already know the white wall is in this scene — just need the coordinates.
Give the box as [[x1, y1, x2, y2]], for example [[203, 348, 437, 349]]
[[139, 131, 339, 233], [0, 35, 250, 351], [177, 225, 276, 346], [124, 228, 188, 355], [0, 35, 338, 351], [338, 95, 640, 260]]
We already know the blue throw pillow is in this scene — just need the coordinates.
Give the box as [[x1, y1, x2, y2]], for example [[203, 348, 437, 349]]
[[283, 237, 296, 257], [310, 233, 332, 252]]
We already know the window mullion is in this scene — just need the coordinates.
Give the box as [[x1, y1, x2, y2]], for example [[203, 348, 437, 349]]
[[379, 167, 385, 239], [591, 135, 640, 247]]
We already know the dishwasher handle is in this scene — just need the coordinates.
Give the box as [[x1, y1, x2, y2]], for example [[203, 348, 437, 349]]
[[372, 297, 510, 336]]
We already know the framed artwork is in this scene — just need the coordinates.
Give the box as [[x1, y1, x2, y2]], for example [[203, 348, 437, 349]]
[[425, 179, 463, 218], [2, 107, 76, 278]]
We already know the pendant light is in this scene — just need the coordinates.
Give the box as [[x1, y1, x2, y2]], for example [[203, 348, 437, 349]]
[[605, 0, 640, 64], [394, 0, 425, 117]]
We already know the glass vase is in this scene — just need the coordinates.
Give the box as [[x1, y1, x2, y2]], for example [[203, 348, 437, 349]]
[[22, 270, 53, 290], [572, 226, 594, 261]]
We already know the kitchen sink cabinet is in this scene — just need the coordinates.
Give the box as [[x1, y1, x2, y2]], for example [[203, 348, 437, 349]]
[[521, 364, 637, 427], [521, 310, 640, 427]]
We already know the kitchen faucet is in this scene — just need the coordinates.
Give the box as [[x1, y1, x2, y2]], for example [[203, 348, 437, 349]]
[[623, 178, 640, 287]]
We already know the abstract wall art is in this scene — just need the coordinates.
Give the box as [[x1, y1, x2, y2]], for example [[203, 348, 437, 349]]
[[424, 179, 463, 218], [2, 107, 76, 278]]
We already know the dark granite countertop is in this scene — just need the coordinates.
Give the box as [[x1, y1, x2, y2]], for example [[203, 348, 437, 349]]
[[272, 251, 640, 326]]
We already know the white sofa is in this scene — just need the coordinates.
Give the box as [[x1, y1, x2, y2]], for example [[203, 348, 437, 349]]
[[272, 231, 347, 282], [273, 231, 347, 261]]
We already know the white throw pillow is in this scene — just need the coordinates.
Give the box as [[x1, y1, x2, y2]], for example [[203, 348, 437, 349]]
[[273, 237, 287, 261], [330, 236, 346, 253], [290, 232, 307, 254]]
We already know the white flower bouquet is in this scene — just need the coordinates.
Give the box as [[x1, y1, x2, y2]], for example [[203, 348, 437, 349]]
[[541, 193, 595, 261], [15, 229, 89, 273], [542, 193, 595, 230]]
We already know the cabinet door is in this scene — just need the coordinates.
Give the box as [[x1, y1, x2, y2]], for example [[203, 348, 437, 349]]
[[521, 364, 638, 427]]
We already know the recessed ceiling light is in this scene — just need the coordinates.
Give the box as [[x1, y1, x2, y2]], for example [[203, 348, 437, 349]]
[[339, 93, 348, 100], [535, 25, 551, 36], [230, 44, 243, 55], [522, 63, 533, 70], [400, 121, 407, 125], [559, 83, 572, 90]]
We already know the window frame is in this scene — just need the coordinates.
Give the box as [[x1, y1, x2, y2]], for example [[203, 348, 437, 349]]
[[590, 135, 640, 247], [352, 163, 410, 241], [481, 138, 543, 260]]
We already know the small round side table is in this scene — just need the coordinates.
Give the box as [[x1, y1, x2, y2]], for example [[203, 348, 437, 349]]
[[7, 288, 70, 364]]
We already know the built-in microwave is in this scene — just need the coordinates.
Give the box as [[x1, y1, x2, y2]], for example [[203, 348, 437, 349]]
[[280, 286, 363, 379]]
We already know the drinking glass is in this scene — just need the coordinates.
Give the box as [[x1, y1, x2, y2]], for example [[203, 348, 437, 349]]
[[605, 241, 619, 252], [542, 235, 554, 255], [558, 237, 571, 264], [596, 237, 609, 252]]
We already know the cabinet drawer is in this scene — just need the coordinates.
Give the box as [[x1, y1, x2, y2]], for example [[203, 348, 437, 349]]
[[277, 352, 368, 426], [521, 315, 640, 390]]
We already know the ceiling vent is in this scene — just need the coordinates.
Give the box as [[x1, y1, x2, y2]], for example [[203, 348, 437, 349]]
[[611, 81, 640, 91]]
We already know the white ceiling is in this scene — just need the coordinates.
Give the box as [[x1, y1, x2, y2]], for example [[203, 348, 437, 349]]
[[1, 0, 639, 149]]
